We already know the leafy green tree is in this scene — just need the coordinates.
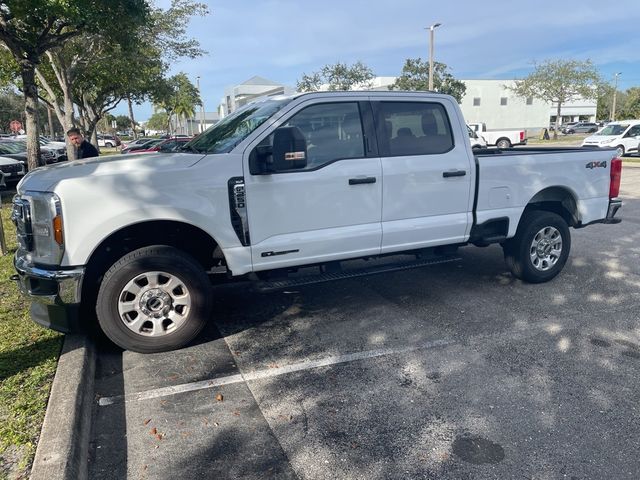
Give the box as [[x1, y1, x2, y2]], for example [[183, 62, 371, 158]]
[[389, 58, 467, 102], [297, 61, 375, 92], [152, 73, 201, 134], [509, 59, 602, 139], [618, 87, 640, 120], [115, 115, 133, 131], [146, 111, 169, 132], [0, 0, 148, 169]]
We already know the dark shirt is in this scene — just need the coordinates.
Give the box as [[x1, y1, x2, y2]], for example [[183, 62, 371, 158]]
[[77, 140, 99, 159]]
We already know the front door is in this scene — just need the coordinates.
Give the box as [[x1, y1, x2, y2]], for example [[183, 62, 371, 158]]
[[244, 100, 382, 271]]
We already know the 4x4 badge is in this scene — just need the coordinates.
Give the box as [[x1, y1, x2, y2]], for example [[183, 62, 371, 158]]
[[586, 161, 607, 169]]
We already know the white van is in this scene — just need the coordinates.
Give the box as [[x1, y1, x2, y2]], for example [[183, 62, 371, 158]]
[[582, 120, 640, 157]]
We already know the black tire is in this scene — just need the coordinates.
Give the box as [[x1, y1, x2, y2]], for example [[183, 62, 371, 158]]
[[616, 145, 625, 157], [496, 138, 511, 149], [105, 142, 114, 148], [96, 245, 212, 353], [503, 211, 571, 283]]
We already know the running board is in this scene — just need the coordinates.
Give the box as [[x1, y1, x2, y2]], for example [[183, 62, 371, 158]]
[[255, 254, 461, 292]]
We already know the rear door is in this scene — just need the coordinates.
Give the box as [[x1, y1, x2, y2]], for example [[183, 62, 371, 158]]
[[373, 97, 474, 253], [243, 98, 383, 271]]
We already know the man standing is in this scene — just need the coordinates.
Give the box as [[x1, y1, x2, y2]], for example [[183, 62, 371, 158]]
[[66, 128, 99, 159]]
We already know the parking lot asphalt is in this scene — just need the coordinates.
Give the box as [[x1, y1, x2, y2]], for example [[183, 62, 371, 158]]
[[88, 164, 640, 479]]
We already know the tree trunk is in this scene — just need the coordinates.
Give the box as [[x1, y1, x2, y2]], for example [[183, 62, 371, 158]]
[[127, 96, 137, 139], [47, 106, 55, 138], [554, 103, 562, 140], [20, 60, 42, 171]]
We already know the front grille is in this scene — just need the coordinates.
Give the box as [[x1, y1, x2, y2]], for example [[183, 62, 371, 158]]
[[11, 197, 33, 251], [0, 163, 24, 175]]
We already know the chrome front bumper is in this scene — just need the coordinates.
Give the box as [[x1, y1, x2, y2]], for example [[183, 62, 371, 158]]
[[13, 253, 85, 332]]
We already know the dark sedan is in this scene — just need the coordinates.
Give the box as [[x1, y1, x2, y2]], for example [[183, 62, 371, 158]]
[[563, 122, 599, 134]]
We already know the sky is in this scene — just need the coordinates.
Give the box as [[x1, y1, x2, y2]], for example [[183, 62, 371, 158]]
[[113, 0, 640, 122]]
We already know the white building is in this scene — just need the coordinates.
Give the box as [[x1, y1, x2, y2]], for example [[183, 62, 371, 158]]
[[459, 79, 597, 134], [219, 76, 295, 118], [217, 76, 597, 135]]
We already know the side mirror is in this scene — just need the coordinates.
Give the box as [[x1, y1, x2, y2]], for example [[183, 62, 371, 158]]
[[271, 126, 307, 171], [250, 126, 307, 174]]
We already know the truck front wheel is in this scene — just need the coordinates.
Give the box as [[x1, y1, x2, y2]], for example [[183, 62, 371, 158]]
[[96, 246, 212, 353], [503, 211, 571, 283]]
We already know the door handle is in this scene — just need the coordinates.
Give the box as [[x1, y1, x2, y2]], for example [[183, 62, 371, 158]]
[[349, 177, 377, 185], [442, 170, 467, 178]]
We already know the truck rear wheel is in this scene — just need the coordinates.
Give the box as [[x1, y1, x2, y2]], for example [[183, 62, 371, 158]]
[[96, 246, 212, 353], [496, 138, 511, 148], [503, 211, 571, 283]]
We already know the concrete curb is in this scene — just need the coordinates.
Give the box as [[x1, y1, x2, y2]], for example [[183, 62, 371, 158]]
[[30, 333, 95, 480]]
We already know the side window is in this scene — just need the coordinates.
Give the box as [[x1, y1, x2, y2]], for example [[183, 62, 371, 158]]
[[258, 102, 365, 171], [378, 102, 454, 156], [625, 125, 640, 137]]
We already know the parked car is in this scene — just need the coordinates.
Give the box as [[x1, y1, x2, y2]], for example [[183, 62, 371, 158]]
[[97, 134, 121, 148], [121, 138, 163, 154], [563, 122, 599, 134], [0, 140, 58, 165], [582, 120, 640, 157], [467, 123, 526, 148], [0, 155, 26, 187], [121, 137, 155, 150], [134, 137, 193, 153]]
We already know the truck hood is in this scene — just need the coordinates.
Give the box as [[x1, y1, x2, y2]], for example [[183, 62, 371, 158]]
[[17, 151, 206, 193]]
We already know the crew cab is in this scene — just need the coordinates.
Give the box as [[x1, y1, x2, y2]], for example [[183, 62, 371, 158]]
[[468, 122, 527, 148], [11, 91, 622, 353]]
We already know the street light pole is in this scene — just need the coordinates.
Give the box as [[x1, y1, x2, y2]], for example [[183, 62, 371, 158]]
[[428, 23, 441, 91], [611, 72, 621, 122], [196, 76, 205, 133]]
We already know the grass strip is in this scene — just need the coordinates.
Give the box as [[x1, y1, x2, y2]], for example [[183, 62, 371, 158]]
[[0, 192, 62, 479]]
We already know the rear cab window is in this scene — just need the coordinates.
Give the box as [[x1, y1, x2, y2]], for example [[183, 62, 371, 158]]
[[374, 102, 454, 157]]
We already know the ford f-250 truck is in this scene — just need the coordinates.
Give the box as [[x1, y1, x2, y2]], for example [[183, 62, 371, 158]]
[[11, 91, 622, 353]]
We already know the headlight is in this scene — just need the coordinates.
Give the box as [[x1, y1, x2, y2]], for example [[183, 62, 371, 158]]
[[19, 191, 64, 265], [599, 139, 612, 145]]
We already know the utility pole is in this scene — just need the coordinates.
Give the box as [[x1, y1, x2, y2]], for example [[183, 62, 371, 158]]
[[611, 72, 621, 121], [428, 23, 441, 91], [196, 76, 205, 133]]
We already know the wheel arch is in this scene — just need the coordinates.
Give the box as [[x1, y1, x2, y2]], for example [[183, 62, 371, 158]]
[[521, 186, 579, 229], [81, 220, 223, 318]]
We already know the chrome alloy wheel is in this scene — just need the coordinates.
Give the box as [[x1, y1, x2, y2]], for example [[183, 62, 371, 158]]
[[117, 271, 192, 336], [529, 226, 562, 272]]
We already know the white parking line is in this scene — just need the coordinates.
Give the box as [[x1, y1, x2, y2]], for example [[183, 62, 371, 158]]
[[97, 338, 454, 406]]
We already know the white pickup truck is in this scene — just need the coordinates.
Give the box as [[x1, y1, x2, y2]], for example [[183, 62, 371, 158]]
[[468, 122, 527, 148], [11, 91, 622, 353]]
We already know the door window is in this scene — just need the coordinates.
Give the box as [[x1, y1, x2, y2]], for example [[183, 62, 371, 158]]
[[259, 102, 365, 171], [377, 102, 454, 156], [625, 125, 640, 137]]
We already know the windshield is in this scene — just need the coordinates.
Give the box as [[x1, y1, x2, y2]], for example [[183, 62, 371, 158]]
[[0, 141, 25, 154], [185, 97, 292, 154], [596, 124, 628, 136]]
